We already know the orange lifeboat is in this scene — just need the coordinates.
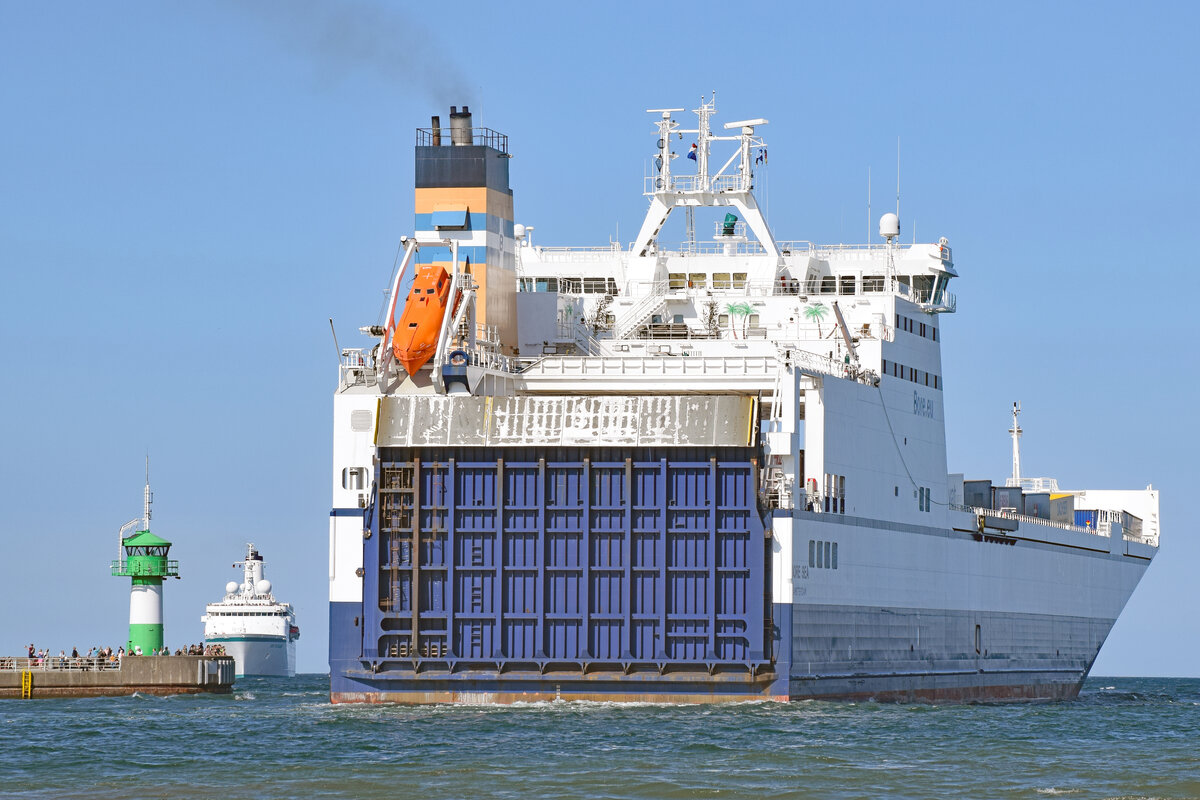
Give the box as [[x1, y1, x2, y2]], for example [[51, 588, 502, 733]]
[[391, 264, 453, 375]]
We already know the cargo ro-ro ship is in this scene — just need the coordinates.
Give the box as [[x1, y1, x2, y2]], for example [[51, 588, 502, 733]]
[[203, 544, 299, 677], [329, 99, 1158, 703]]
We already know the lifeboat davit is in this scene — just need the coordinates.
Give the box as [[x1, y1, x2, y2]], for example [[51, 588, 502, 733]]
[[391, 264, 453, 375]]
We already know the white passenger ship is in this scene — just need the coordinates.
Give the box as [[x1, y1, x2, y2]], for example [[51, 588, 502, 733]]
[[203, 544, 298, 677], [327, 98, 1158, 702]]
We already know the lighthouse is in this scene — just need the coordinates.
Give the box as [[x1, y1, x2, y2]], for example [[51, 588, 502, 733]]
[[110, 463, 179, 654]]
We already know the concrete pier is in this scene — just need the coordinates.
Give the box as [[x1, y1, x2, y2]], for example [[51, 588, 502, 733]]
[[0, 656, 235, 698]]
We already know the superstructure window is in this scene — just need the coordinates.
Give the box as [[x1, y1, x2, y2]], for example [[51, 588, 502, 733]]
[[687, 273, 706, 289], [807, 540, 840, 570], [863, 275, 884, 292], [839, 276, 855, 295], [342, 467, 367, 491], [668, 273, 686, 290], [580, 277, 617, 294], [712, 273, 731, 289], [895, 313, 938, 341], [823, 473, 846, 514], [820, 276, 836, 294], [879, 357, 941, 389]]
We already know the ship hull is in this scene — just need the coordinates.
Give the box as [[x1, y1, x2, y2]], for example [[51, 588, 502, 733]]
[[209, 635, 296, 678], [329, 506, 1150, 703]]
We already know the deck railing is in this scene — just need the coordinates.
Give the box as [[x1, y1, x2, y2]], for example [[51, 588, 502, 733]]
[[952, 505, 1112, 537], [0, 656, 120, 671]]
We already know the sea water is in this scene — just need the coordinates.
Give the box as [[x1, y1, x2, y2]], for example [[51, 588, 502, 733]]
[[1, 676, 1197, 799]]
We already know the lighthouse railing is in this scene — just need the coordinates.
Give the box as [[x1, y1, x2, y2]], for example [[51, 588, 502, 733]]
[[109, 559, 180, 577]]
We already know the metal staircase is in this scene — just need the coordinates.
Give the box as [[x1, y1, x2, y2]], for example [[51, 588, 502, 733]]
[[612, 283, 669, 339]]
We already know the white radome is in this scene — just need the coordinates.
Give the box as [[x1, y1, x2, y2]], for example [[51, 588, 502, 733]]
[[879, 212, 900, 239]]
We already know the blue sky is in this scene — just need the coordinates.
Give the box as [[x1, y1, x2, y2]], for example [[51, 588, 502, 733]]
[[1, 1, 1196, 675]]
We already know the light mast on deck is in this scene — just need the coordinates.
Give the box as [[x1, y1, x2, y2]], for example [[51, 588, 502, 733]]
[[1009, 402, 1023, 488]]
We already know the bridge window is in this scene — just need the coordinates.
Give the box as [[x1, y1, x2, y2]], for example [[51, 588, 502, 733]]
[[912, 275, 934, 302], [933, 274, 949, 304]]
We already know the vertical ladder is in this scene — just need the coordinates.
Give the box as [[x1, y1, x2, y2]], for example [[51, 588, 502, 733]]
[[20, 670, 32, 699], [380, 464, 416, 656]]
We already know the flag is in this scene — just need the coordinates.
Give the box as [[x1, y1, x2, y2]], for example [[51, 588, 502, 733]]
[[687, 143, 697, 161]]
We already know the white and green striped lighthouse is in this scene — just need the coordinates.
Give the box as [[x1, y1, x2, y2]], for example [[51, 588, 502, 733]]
[[110, 464, 179, 654]]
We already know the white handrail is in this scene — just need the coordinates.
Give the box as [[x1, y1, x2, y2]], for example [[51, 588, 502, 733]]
[[430, 242, 462, 393]]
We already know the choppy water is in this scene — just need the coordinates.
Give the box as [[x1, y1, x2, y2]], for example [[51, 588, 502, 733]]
[[1, 676, 1197, 799]]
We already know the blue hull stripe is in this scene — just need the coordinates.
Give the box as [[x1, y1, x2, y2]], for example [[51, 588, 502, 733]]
[[330, 508, 366, 518]]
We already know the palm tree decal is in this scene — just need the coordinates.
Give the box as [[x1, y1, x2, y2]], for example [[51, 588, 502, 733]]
[[803, 302, 828, 337], [725, 301, 754, 338]]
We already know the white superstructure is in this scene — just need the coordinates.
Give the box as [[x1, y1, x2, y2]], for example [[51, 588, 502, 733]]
[[203, 544, 298, 678], [327, 97, 1158, 702]]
